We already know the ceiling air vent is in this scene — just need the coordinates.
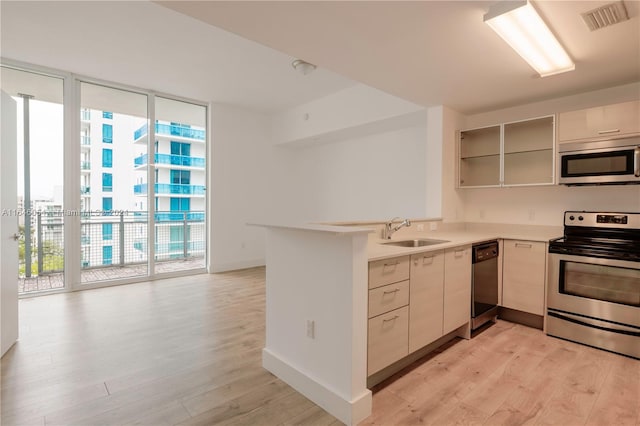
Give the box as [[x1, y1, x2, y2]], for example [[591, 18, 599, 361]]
[[581, 1, 629, 31]]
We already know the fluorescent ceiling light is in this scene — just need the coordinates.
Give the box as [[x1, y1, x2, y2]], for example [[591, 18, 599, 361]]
[[484, 0, 575, 77]]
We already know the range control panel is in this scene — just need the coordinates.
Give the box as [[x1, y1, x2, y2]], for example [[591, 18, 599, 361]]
[[597, 214, 628, 225], [565, 211, 640, 229]]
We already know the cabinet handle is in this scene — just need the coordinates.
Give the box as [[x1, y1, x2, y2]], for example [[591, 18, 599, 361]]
[[383, 288, 400, 295], [454, 250, 465, 257], [382, 315, 399, 323], [515, 243, 532, 249], [597, 129, 620, 134], [383, 261, 400, 267], [422, 255, 434, 265]]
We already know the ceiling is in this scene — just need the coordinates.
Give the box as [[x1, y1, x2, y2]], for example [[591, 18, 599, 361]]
[[2, 1, 638, 115], [157, 0, 640, 114], [0, 1, 356, 112]]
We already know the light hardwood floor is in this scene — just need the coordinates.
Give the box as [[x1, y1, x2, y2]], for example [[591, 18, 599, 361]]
[[1, 267, 638, 426]]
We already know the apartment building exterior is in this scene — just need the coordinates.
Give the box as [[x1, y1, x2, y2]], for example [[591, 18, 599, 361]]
[[80, 110, 205, 267]]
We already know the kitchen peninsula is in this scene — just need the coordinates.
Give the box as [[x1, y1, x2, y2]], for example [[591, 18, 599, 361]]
[[254, 220, 562, 425]]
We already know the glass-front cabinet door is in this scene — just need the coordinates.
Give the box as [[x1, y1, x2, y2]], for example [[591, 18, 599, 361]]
[[459, 115, 555, 188]]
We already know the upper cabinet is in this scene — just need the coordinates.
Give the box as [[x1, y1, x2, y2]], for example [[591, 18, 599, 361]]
[[459, 125, 501, 187], [459, 116, 555, 188], [557, 100, 640, 143]]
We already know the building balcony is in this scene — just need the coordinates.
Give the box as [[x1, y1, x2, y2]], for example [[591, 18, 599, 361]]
[[81, 109, 91, 121], [134, 183, 206, 196], [18, 211, 206, 294], [81, 186, 91, 196], [81, 136, 91, 147], [133, 122, 205, 143], [134, 153, 205, 169], [81, 161, 91, 172], [154, 211, 205, 222]]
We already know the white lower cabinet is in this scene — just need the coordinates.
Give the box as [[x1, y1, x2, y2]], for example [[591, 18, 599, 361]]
[[369, 245, 473, 376], [502, 240, 546, 315], [409, 251, 444, 353], [443, 246, 472, 334]]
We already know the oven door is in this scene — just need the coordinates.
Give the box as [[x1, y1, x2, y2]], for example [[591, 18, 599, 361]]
[[548, 253, 640, 328], [547, 253, 640, 358]]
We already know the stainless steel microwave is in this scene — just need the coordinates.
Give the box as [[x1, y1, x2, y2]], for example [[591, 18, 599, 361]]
[[558, 137, 640, 185]]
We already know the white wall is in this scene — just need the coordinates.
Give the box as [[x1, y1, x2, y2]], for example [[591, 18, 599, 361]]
[[441, 82, 640, 226], [210, 94, 431, 271], [209, 104, 274, 272], [272, 84, 424, 145], [284, 124, 428, 223]]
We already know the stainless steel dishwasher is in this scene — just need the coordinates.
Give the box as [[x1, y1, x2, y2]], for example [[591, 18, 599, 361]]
[[471, 241, 499, 330]]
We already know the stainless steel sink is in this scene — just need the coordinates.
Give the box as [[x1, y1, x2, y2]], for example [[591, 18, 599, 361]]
[[381, 238, 450, 247]]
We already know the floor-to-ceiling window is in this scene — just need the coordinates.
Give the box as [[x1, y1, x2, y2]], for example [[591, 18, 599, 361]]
[[1, 66, 65, 295], [153, 97, 207, 273], [2, 61, 208, 294], [79, 82, 149, 284]]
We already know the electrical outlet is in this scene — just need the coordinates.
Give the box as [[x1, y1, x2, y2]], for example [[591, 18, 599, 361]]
[[417, 223, 425, 231], [430, 222, 438, 231], [306, 320, 315, 339]]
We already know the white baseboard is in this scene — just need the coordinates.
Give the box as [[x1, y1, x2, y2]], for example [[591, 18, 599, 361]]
[[210, 258, 265, 273], [262, 348, 372, 426]]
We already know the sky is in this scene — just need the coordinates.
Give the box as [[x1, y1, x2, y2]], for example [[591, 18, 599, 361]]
[[15, 97, 64, 201]]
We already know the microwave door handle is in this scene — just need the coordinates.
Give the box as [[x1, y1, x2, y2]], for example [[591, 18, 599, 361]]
[[635, 146, 640, 177]]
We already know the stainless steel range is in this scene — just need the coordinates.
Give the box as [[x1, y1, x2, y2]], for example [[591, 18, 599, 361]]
[[547, 211, 640, 359]]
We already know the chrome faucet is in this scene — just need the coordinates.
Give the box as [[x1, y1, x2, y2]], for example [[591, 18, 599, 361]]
[[383, 217, 411, 239]]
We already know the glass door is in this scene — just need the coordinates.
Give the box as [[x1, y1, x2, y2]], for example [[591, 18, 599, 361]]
[[79, 82, 148, 284], [153, 97, 207, 274], [1, 66, 65, 295]]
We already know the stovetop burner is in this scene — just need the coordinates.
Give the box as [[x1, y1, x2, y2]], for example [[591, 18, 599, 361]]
[[549, 211, 640, 262]]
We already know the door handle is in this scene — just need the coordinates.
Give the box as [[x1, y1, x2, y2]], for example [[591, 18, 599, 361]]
[[12, 233, 20, 241]]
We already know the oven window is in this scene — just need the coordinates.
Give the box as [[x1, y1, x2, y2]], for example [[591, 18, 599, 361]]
[[562, 150, 634, 177], [560, 261, 640, 307]]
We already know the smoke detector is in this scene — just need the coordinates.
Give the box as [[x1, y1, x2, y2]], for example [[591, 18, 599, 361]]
[[581, 1, 629, 31]]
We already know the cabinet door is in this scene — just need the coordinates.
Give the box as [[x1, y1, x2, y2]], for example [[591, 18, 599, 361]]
[[367, 306, 409, 375], [443, 246, 471, 334], [459, 126, 501, 187], [558, 100, 640, 143], [503, 116, 555, 186], [502, 240, 546, 315], [409, 251, 444, 353]]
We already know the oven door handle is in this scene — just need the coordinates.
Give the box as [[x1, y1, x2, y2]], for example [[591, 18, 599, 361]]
[[548, 309, 640, 337], [634, 146, 640, 177]]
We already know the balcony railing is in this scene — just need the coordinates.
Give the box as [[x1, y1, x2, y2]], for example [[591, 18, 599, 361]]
[[134, 153, 205, 168], [134, 183, 206, 196], [81, 136, 91, 146], [19, 210, 205, 278], [81, 109, 91, 121], [81, 186, 90, 194], [134, 122, 205, 141], [81, 161, 91, 170]]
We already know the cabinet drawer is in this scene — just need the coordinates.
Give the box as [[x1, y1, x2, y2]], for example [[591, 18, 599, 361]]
[[369, 280, 409, 318], [368, 256, 410, 289], [502, 240, 546, 315], [368, 306, 409, 375]]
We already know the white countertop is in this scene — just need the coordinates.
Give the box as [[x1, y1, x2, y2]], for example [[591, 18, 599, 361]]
[[249, 221, 374, 235], [367, 223, 563, 261]]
